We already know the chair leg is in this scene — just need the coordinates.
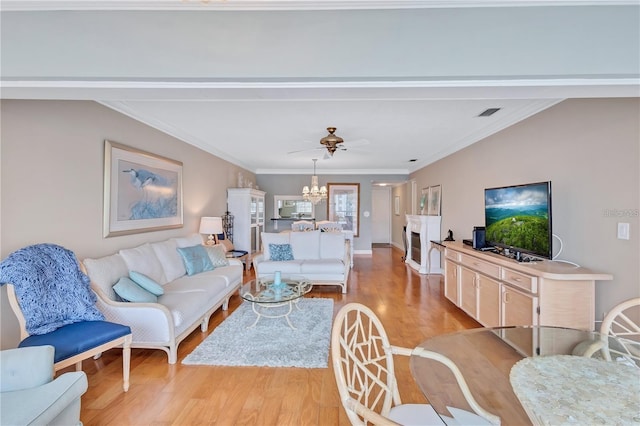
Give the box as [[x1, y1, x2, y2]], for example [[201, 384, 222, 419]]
[[122, 334, 132, 392], [75, 361, 83, 371]]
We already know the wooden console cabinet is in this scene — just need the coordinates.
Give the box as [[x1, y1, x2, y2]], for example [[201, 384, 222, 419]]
[[443, 241, 613, 330]]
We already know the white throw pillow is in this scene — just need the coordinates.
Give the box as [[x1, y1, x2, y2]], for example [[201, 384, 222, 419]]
[[261, 232, 290, 260], [83, 254, 129, 301], [290, 230, 321, 260], [204, 244, 231, 267], [320, 232, 345, 259], [175, 233, 203, 248], [119, 243, 167, 285], [151, 239, 186, 282]]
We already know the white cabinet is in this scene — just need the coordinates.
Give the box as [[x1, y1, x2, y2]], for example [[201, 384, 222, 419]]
[[227, 188, 265, 254], [444, 258, 459, 306], [443, 241, 612, 330]]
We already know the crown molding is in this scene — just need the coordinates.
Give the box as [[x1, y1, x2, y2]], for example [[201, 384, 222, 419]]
[[1, 0, 637, 11], [2, 77, 639, 100]]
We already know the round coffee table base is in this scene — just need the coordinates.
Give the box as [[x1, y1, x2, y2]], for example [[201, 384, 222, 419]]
[[248, 299, 304, 329]]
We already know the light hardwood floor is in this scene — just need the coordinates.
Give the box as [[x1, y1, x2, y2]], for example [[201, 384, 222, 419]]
[[77, 246, 480, 425]]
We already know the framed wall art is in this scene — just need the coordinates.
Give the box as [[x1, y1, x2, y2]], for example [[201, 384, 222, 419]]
[[104, 140, 183, 237], [420, 187, 429, 214], [327, 183, 360, 237], [427, 185, 442, 216]]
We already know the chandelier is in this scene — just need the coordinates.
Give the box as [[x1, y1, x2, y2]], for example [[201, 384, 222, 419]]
[[302, 159, 327, 205]]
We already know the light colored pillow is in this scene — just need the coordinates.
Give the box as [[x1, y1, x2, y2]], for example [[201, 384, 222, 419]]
[[83, 254, 128, 301], [177, 245, 214, 276], [219, 239, 234, 252], [290, 230, 321, 260], [269, 243, 294, 261], [204, 245, 231, 268], [320, 232, 346, 259], [119, 243, 167, 285], [129, 271, 164, 296], [261, 232, 290, 260], [151, 239, 186, 282], [113, 277, 158, 303], [175, 234, 203, 248]]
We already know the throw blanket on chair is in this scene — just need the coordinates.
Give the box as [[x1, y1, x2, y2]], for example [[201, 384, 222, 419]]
[[0, 243, 104, 335]]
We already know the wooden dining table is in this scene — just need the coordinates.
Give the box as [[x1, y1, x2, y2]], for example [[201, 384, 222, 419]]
[[410, 326, 640, 425]]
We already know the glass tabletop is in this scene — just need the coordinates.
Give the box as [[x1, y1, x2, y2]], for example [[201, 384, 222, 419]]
[[240, 274, 312, 304], [410, 326, 640, 425]]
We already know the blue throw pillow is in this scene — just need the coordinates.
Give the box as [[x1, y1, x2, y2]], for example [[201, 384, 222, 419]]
[[177, 245, 214, 276], [129, 271, 164, 295], [269, 243, 294, 261], [113, 277, 158, 303]]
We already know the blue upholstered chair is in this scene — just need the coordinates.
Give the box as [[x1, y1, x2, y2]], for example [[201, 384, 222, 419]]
[[0, 345, 88, 425], [0, 244, 132, 392]]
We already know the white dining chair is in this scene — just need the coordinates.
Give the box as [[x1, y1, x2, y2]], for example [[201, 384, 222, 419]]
[[316, 221, 343, 232], [331, 302, 500, 425], [291, 220, 315, 231], [599, 297, 640, 364]]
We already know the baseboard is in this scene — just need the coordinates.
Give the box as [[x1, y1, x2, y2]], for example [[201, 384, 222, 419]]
[[391, 241, 403, 250], [354, 249, 373, 256]]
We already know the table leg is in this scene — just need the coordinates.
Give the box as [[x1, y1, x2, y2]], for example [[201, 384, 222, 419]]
[[248, 301, 297, 330]]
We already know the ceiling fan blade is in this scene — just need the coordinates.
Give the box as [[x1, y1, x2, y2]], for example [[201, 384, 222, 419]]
[[342, 138, 370, 148], [287, 146, 325, 155]]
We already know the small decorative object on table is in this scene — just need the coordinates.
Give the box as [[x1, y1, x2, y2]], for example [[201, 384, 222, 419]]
[[444, 229, 455, 241]]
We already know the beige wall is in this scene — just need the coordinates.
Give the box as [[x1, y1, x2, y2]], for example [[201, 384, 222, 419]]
[[0, 100, 255, 348], [409, 98, 640, 322]]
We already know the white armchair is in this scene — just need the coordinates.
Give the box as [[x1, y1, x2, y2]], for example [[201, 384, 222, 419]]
[[0, 345, 88, 425]]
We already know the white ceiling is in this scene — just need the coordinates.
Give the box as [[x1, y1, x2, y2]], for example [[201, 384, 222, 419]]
[[2, 0, 638, 174]]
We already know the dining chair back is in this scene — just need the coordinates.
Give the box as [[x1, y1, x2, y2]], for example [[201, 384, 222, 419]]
[[331, 302, 499, 425], [316, 221, 343, 232], [1, 243, 132, 392], [292, 220, 315, 231], [599, 297, 640, 364]]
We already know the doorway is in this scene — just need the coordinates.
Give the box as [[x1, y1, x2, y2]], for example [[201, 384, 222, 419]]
[[371, 187, 391, 244]]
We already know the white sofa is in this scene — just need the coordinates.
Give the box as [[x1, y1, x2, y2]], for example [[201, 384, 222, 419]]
[[82, 234, 243, 364], [253, 230, 350, 293]]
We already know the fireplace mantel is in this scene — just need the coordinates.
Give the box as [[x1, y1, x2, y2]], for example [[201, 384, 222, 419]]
[[405, 215, 442, 274]]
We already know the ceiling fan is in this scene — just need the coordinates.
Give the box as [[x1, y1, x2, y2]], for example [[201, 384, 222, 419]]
[[288, 127, 369, 159]]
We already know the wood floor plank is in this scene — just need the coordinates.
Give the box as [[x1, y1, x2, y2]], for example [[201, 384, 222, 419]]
[[79, 246, 478, 425]]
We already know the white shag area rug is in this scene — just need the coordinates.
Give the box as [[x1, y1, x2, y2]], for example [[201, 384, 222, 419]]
[[182, 297, 334, 368]]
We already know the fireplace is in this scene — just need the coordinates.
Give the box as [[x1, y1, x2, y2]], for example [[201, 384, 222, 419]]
[[411, 232, 421, 264], [405, 214, 442, 274]]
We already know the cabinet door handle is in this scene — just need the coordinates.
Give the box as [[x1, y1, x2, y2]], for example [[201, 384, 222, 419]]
[[510, 276, 522, 282], [503, 291, 510, 303]]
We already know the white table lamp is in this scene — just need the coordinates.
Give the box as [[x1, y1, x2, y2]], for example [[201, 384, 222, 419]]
[[199, 217, 223, 246]]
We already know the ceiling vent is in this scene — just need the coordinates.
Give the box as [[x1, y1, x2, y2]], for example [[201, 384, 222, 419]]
[[478, 108, 501, 117]]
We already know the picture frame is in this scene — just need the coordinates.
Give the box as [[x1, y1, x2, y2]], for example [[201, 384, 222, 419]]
[[104, 140, 183, 237], [394, 196, 400, 216], [420, 187, 429, 215], [327, 183, 360, 237], [427, 184, 442, 216]]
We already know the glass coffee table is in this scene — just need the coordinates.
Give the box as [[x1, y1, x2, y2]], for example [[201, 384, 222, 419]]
[[240, 275, 312, 329]]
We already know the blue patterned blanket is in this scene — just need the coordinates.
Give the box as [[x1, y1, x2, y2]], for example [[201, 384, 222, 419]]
[[0, 243, 104, 335]]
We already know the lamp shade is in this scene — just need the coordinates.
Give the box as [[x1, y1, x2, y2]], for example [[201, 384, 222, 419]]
[[199, 217, 223, 235]]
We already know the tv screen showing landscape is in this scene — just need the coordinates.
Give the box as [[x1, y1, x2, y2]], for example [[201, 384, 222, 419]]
[[484, 181, 552, 259]]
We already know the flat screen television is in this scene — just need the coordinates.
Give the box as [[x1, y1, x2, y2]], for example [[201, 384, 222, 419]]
[[484, 181, 552, 259]]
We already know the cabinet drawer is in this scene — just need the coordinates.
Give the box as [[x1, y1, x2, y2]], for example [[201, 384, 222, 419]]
[[445, 249, 460, 262], [502, 268, 537, 293], [460, 254, 500, 279]]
